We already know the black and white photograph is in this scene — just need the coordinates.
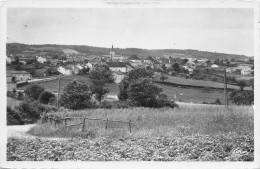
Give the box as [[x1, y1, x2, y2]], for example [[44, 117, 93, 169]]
[[0, 0, 259, 168]]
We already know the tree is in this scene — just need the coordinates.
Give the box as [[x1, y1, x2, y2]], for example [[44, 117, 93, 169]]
[[89, 64, 114, 85], [160, 75, 168, 82], [127, 78, 162, 107], [24, 85, 45, 100], [172, 63, 180, 71], [128, 68, 154, 81], [229, 90, 254, 105], [59, 80, 94, 110], [118, 68, 154, 100], [215, 98, 222, 105], [237, 80, 246, 91], [249, 79, 254, 90], [214, 58, 220, 64], [89, 64, 113, 101], [181, 58, 188, 65], [39, 91, 55, 104]]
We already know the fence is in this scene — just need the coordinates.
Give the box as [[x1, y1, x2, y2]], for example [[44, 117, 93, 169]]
[[45, 116, 133, 133]]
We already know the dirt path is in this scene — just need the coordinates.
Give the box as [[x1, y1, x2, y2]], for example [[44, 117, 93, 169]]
[[7, 124, 37, 139]]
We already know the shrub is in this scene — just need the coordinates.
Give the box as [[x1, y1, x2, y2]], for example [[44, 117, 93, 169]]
[[229, 90, 254, 105], [59, 81, 95, 110], [39, 91, 55, 104], [215, 98, 222, 105], [16, 101, 58, 124], [7, 107, 24, 125], [24, 85, 45, 100]]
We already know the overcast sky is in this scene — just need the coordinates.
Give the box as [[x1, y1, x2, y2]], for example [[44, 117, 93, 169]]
[[7, 8, 254, 56]]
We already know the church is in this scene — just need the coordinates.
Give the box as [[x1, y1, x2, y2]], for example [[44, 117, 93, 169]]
[[109, 45, 126, 61]]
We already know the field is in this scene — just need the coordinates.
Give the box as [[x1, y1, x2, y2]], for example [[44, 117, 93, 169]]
[[17, 74, 237, 104], [154, 75, 252, 90], [17, 75, 119, 95], [7, 105, 254, 161], [157, 84, 230, 104]]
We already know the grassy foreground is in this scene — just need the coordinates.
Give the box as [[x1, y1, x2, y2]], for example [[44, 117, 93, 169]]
[[28, 105, 253, 138], [7, 105, 254, 161]]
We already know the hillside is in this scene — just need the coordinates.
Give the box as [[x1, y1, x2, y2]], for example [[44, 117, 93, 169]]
[[6, 43, 250, 60]]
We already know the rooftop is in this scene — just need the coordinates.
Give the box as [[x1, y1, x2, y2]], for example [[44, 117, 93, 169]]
[[107, 62, 126, 67]]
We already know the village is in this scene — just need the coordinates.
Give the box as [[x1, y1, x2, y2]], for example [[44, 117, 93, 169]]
[[6, 45, 254, 93]]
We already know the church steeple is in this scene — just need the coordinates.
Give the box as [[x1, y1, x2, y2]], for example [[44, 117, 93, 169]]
[[112, 45, 114, 51]]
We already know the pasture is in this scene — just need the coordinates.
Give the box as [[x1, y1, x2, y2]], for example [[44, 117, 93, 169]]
[[154, 75, 252, 90], [17, 75, 119, 95]]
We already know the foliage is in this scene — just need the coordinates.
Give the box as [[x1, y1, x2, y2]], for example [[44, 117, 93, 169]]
[[89, 64, 114, 85], [39, 91, 55, 104], [118, 68, 154, 101], [7, 106, 24, 125], [90, 85, 109, 102], [229, 90, 254, 105], [172, 63, 180, 71], [24, 85, 45, 100], [7, 133, 253, 161], [127, 78, 163, 107], [160, 75, 168, 82], [89, 64, 113, 101], [16, 101, 58, 124], [215, 98, 222, 105], [237, 81, 246, 91], [59, 80, 94, 110]]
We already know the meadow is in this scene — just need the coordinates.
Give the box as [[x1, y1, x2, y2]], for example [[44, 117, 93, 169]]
[[154, 75, 252, 90], [17, 75, 119, 95], [7, 105, 254, 161], [27, 106, 253, 139]]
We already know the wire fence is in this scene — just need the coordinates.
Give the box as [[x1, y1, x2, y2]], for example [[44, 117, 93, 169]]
[[45, 116, 133, 133]]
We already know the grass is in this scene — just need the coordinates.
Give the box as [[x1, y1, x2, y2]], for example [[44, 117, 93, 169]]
[[27, 105, 254, 139], [154, 75, 252, 90], [17, 75, 120, 94], [157, 83, 230, 104]]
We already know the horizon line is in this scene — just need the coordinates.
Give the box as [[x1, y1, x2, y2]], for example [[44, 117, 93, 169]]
[[6, 42, 253, 57]]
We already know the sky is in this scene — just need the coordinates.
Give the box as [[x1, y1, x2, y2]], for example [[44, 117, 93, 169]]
[[7, 8, 254, 56]]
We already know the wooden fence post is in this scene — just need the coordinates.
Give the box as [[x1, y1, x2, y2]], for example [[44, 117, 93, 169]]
[[105, 118, 108, 131], [64, 118, 67, 128], [129, 120, 131, 133], [82, 118, 86, 131]]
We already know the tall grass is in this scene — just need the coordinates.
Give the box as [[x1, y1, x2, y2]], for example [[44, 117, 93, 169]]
[[27, 105, 254, 139]]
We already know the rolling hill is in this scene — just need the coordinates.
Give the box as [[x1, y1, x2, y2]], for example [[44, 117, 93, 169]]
[[6, 43, 250, 60]]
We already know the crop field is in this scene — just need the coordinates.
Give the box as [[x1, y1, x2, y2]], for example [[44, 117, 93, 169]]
[[154, 75, 252, 90], [7, 105, 253, 161]]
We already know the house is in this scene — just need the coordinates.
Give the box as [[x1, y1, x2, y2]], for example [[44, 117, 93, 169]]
[[226, 67, 236, 73], [107, 62, 128, 73], [57, 66, 73, 76], [8, 71, 32, 82], [85, 62, 93, 71], [241, 69, 252, 75], [36, 56, 47, 64], [6, 71, 17, 91], [211, 64, 219, 68], [113, 71, 125, 84], [186, 61, 196, 69], [128, 55, 142, 63], [6, 55, 14, 64]]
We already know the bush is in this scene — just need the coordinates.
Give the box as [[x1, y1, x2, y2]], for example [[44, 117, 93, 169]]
[[39, 91, 55, 104], [59, 81, 95, 110], [24, 85, 45, 100], [229, 90, 254, 105], [7, 107, 24, 125], [215, 98, 222, 105], [16, 101, 58, 124]]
